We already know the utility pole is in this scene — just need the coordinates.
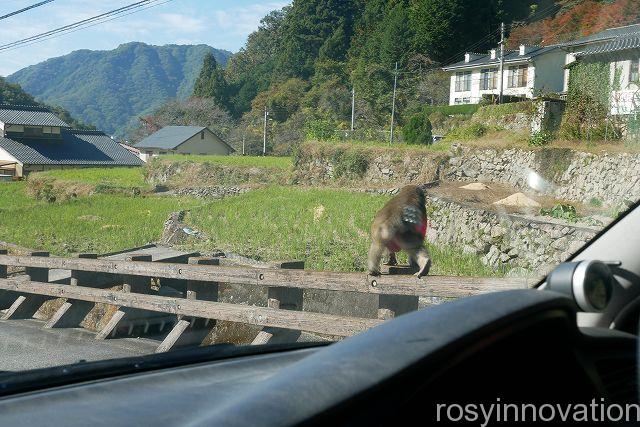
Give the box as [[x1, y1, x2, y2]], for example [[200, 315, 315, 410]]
[[351, 87, 355, 132], [242, 135, 246, 156], [389, 61, 398, 145], [498, 22, 505, 105], [263, 105, 268, 156]]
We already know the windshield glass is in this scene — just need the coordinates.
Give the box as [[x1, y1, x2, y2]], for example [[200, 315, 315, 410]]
[[0, 0, 637, 375]]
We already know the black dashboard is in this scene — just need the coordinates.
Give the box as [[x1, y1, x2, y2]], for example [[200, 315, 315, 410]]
[[0, 289, 634, 426]]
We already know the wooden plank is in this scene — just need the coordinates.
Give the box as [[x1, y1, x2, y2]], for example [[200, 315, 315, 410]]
[[2, 252, 50, 320], [45, 253, 99, 329], [0, 278, 379, 337], [156, 319, 191, 353], [0, 255, 527, 298], [252, 298, 281, 345]]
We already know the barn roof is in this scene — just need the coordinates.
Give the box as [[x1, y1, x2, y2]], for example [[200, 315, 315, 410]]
[[136, 126, 235, 152], [0, 130, 143, 166], [0, 105, 69, 127]]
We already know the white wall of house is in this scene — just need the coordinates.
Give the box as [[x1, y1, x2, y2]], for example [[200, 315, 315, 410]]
[[610, 58, 640, 115], [0, 146, 22, 177], [448, 62, 536, 105], [143, 130, 233, 157]]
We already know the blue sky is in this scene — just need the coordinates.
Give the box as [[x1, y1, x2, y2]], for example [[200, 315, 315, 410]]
[[0, 0, 289, 76]]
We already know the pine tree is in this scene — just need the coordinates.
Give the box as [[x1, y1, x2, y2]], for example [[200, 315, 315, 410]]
[[193, 53, 229, 109]]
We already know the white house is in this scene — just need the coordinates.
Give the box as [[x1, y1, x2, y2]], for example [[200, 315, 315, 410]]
[[563, 24, 640, 116], [135, 126, 235, 162], [442, 44, 566, 105]]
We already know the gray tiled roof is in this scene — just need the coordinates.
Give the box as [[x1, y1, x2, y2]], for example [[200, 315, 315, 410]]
[[135, 125, 235, 152], [575, 33, 640, 57], [136, 126, 206, 149], [0, 130, 143, 166], [0, 105, 69, 127], [442, 46, 559, 70], [562, 23, 640, 47]]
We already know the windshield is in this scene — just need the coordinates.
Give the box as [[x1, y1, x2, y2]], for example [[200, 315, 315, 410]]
[[0, 0, 637, 376]]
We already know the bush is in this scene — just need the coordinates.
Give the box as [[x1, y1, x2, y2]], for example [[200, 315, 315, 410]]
[[331, 149, 369, 179], [539, 204, 580, 222], [403, 112, 433, 144], [445, 122, 488, 141], [529, 131, 553, 146], [306, 118, 338, 140], [423, 104, 479, 116]]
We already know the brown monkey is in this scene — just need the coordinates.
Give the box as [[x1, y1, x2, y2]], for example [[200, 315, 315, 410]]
[[368, 185, 431, 278]]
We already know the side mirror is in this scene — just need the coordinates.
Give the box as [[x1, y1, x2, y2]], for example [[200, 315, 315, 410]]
[[546, 261, 614, 313]]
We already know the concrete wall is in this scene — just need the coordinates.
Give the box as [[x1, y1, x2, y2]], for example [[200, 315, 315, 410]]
[[532, 49, 566, 94]]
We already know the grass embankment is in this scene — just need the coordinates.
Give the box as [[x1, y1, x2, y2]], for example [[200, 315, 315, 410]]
[[160, 154, 292, 169], [0, 182, 201, 255], [185, 186, 500, 276], [144, 156, 293, 188], [34, 167, 146, 187]]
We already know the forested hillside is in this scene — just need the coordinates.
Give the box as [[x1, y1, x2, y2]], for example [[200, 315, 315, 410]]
[[7, 43, 231, 136], [139, 0, 552, 154], [0, 77, 92, 129], [150, 0, 639, 154]]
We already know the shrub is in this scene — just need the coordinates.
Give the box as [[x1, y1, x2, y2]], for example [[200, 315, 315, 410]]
[[529, 131, 553, 146], [423, 104, 479, 116], [403, 112, 433, 144], [445, 122, 488, 141], [331, 149, 369, 179], [539, 204, 580, 222], [306, 118, 338, 140]]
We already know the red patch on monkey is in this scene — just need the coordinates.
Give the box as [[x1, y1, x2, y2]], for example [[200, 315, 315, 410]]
[[387, 218, 428, 253]]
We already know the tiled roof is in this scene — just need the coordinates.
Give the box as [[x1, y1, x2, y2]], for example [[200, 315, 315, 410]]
[[136, 125, 235, 152], [562, 23, 640, 47], [0, 105, 69, 127], [575, 33, 640, 57], [442, 46, 559, 70], [0, 130, 143, 166]]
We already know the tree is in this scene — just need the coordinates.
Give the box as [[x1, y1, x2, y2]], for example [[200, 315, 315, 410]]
[[410, 0, 499, 63], [403, 111, 433, 144], [131, 98, 233, 143], [193, 53, 229, 109]]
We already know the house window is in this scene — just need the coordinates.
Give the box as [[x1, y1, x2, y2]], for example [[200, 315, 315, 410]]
[[508, 65, 528, 88], [630, 59, 639, 84], [200, 131, 205, 139], [454, 98, 462, 105], [455, 71, 471, 92], [480, 68, 498, 90], [462, 97, 471, 104]]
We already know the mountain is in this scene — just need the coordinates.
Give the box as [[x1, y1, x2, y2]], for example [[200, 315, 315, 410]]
[[7, 42, 232, 136]]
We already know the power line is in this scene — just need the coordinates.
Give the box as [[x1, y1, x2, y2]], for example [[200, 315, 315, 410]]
[[0, 0, 55, 21], [0, 0, 175, 53]]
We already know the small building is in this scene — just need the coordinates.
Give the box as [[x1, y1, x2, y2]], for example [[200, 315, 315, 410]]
[[442, 44, 565, 105], [135, 126, 235, 161], [563, 24, 640, 115], [0, 105, 143, 178]]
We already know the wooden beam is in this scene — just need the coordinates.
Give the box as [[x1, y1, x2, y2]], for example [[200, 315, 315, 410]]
[[45, 253, 99, 329], [0, 278, 380, 337], [0, 255, 527, 298], [2, 251, 50, 320]]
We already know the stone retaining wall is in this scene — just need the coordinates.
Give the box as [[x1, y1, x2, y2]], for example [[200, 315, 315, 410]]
[[445, 146, 640, 207], [426, 196, 598, 276]]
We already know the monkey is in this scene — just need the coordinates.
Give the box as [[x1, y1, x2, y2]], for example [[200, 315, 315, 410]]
[[368, 185, 432, 278]]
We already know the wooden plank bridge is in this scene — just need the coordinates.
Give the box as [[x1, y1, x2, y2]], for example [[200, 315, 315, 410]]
[[0, 246, 531, 361]]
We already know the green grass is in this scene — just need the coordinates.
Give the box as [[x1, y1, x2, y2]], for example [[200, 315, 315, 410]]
[[160, 155, 292, 169], [313, 139, 452, 152], [33, 167, 146, 187], [0, 182, 202, 255], [185, 186, 499, 276]]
